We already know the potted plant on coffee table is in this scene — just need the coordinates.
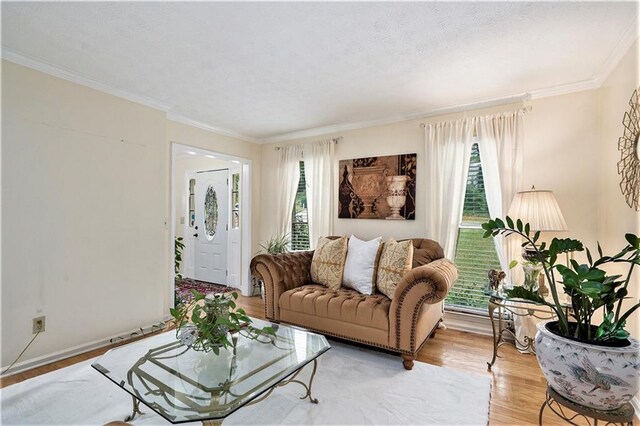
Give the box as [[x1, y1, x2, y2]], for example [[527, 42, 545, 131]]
[[170, 290, 276, 355], [482, 217, 640, 411]]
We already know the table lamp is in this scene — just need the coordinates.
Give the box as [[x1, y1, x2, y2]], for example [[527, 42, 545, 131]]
[[507, 186, 568, 295]]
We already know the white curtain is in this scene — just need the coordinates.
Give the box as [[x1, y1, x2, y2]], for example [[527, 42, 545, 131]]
[[477, 111, 537, 353], [305, 139, 335, 249], [425, 119, 474, 260], [476, 111, 525, 285], [276, 145, 303, 242]]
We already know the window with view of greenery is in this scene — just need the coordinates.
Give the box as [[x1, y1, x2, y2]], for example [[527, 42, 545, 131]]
[[445, 142, 501, 311], [291, 161, 310, 251]]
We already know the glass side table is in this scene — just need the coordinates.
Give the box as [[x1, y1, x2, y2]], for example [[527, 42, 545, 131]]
[[485, 288, 571, 371]]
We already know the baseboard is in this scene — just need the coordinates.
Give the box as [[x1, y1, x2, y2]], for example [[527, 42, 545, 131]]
[[1, 319, 170, 378], [443, 310, 493, 337]]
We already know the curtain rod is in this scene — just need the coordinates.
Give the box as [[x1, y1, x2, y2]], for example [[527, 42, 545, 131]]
[[274, 136, 342, 151], [419, 105, 532, 128]]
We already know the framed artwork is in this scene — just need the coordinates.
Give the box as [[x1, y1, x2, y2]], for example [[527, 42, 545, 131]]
[[618, 86, 639, 210], [338, 153, 416, 220]]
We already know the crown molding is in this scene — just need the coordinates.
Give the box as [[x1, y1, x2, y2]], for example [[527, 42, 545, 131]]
[[593, 16, 639, 87], [527, 79, 600, 100], [4, 12, 637, 146], [258, 94, 531, 144], [258, 17, 639, 143], [1, 48, 260, 144], [1, 48, 174, 112], [166, 113, 259, 144]]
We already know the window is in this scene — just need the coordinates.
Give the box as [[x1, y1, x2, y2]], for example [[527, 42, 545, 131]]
[[204, 186, 218, 241], [231, 173, 240, 229], [445, 142, 501, 311], [291, 161, 310, 250]]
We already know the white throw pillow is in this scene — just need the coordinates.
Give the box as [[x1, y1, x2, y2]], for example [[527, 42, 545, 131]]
[[342, 235, 382, 295]]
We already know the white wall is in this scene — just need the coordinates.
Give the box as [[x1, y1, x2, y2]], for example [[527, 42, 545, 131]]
[[1, 60, 262, 368]]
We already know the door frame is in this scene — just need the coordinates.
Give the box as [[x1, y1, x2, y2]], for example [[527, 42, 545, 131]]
[[170, 143, 253, 312]]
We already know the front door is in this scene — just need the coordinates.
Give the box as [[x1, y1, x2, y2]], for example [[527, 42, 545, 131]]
[[194, 169, 228, 284]]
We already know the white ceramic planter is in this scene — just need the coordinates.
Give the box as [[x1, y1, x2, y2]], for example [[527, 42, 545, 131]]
[[535, 321, 640, 410]]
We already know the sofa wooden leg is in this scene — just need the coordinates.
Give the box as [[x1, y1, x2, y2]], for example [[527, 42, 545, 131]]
[[430, 328, 437, 338], [401, 354, 415, 370]]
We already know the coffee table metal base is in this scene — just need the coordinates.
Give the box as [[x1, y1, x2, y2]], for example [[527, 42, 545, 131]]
[[124, 358, 320, 425]]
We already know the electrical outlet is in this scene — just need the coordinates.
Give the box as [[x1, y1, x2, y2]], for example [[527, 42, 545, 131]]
[[33, 316, 45, 334]]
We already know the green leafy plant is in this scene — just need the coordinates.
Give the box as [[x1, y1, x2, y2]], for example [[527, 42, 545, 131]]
[[482, 216, 640, 343], [175, 236, 185, 279], [169, 290, 276, 354], [258, 234, 290, 254]]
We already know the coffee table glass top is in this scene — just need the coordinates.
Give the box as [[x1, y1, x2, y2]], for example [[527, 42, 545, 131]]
[[92, 319, 330, 424]]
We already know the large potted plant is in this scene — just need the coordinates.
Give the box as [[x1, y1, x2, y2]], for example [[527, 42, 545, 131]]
[[482, 217, 640, 410]]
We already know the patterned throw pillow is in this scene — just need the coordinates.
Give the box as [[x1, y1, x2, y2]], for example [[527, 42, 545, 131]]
[[310, 236, 349, 290], [376, 239, 414, 299]]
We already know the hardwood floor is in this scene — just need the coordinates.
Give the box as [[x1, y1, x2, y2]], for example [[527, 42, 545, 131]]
[[1, 295, 636, 425]]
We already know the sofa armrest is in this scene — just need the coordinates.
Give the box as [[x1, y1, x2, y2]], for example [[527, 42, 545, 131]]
[[251, 251, 314, 320], [389, 258, 458, 352]]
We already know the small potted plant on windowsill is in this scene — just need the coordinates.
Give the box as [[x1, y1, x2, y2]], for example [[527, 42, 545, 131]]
[[482, 217, 640, 410]]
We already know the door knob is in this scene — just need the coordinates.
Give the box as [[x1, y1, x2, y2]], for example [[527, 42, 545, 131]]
[[193, 233, 198, 237]]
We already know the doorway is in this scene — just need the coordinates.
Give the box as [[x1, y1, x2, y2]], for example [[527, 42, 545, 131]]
[[170, 143, 252, 310], [194, 169, 228, 284]]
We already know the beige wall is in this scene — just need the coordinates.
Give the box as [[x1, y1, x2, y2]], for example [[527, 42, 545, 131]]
[[260, 91, 601, 253], [2, 60, 168, 366], [597, 40, 639, 338], [1, 60, 262, 368]]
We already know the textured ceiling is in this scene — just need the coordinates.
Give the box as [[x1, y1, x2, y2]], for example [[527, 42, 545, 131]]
[[2, 2, 638, 141]]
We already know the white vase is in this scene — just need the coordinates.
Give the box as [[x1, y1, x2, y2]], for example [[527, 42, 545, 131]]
[[384, 175, 410, 220], [535, 320, 640, 410]]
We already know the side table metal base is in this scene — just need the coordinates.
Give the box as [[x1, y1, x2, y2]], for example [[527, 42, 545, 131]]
[[539, 386, 634, 426]]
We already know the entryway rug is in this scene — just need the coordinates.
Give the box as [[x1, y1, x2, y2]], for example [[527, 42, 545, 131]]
[[174, 277, 230, 304], [0, 340, 492, 425]]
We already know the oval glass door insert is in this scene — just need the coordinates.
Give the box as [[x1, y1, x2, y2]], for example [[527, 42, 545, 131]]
[[204, 186, 218, 241]]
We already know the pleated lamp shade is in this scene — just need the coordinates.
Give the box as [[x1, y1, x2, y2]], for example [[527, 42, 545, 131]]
[[507, 188, 568, 232]]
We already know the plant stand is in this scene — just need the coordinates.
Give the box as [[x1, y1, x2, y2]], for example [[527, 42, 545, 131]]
[[539, 386, 634, 426]]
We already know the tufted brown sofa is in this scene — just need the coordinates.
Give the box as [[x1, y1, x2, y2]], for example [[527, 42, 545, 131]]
[[251, 238, 457, 369]]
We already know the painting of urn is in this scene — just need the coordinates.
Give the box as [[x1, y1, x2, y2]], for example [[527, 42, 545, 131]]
[[338, 153, 416, 220]]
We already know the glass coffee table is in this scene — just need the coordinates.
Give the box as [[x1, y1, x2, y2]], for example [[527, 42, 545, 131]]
[[92, 319, 330, 425]]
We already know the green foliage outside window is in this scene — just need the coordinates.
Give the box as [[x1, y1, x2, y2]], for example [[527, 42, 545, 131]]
[[291, 161, 310, 251], [446, 143, 501, 311]]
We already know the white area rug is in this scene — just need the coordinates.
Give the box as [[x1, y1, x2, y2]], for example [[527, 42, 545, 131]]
[[1, 340, 491, 425]]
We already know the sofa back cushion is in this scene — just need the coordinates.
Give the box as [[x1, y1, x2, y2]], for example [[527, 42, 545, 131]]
[[403, 238, 445, 268], [376, 239, 414, 299], [310, 236, 349, 290], [342, 235, 382, 295]]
